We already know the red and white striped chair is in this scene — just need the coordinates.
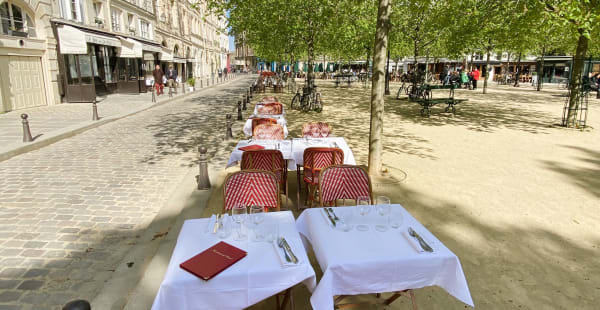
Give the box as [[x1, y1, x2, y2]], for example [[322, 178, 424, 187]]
[[241, 150, 288, 208], [302, 147, 344, 207], [261, 96, 278, 103], [223, 170, 280, 212], [253, 123, 284, 140], [257, 102, 283, 115], [319, 165, 373, 207], [251, 117, 277, 133], [302, 122, 332, 138]]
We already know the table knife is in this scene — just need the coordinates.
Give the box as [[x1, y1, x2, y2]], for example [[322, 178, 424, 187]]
[[281, 238, 298, 264], [323, 208, 336, 227], [409, 227, 433, 252], [212, 214, 221, 233]]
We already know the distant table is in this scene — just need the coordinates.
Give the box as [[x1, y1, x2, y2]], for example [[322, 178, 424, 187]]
[[296, 205, 474, 310], [152, 211, 316, 310]]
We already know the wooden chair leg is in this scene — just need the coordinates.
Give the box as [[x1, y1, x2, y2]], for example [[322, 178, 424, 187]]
[[409, 290, 418, 310], [296, 166, 302, 210]]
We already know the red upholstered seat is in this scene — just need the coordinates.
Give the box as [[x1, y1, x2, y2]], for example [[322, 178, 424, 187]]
[[241, 149, 288, 208], [302, 147, 344, 207], [319, 165, 372, 207], [302, 122, 332, 138], [253, 123, 284, 140], [223, 170, 280, 212], [251, 118, 277, 133]]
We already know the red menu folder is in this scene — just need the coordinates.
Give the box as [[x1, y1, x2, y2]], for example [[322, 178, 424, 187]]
[[180, 241, 247, 280], [238, 145, 265, 151]]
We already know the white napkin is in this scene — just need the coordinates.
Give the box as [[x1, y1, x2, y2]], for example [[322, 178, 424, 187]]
[[272, 238, 301, 267], [402, 229, 435, 253], [204, 214, 217, 234]]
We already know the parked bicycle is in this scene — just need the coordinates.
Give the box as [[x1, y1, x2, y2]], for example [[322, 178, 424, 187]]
[[291, 84, 322, 112]]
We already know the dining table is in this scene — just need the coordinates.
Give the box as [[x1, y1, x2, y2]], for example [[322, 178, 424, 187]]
[[295, 205, 474, 310], [152, 211, 316, 310]]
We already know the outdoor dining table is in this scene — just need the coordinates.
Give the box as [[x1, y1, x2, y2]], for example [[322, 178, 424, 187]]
[[295, 205, 474, 310], [151, 211, 316, 310], [242, 116, 289, 137], [226, 137, 356, 171]]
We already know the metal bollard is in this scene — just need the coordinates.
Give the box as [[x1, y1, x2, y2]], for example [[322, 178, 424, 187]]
[[21, 114, 33, 142], [242, 95, 247, 110], [249, 86, 253, 98], [197, 146, 211, 190], [169, 85, 173, 97], [237, 101, 243, 120], [62, 299, 91, 310], [92, 100, 99, 121], [226, 114, 233, 140], [151, 84, 156, 103], [597, 89, 600, 99], [182, 82, 186, 94], [246, 92, 250, 104]]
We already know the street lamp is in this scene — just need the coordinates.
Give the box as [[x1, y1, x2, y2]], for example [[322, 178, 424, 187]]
[[385, 49, 390, 95]]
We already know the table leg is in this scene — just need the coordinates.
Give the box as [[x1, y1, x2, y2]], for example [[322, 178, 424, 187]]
[[296, 164, 302, 210]]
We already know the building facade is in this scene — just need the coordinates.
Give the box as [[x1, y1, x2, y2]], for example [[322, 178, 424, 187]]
[[233, 33, 256, 72], [0, 0, 228, 112]]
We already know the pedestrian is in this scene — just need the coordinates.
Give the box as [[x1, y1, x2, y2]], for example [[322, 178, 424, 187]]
[[152, 65, 164, 95], [460, 70, 469, 89], [442, 65, 450, 85], [166, 65, 178, 90], [472, 68, 480, 89]]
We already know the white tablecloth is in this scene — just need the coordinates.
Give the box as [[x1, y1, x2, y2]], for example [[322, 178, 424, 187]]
[[243, 117, 289, 137], [226, 137, 356, 170], [295, 205, 474, 310], [152, 211, 316, 310]]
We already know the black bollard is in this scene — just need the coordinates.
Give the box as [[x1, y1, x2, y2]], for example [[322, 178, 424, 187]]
[[242, 95, 247, 110], [226, 114, 233, 140], [249, 85, 253, 98], [197, 146, 211, 190], [62, 300, 91, 310], [597, 89, 600, 99], [92, 100, 99, 121], [237, 101, 243, 120], [151, 84, 156, 103], [21, 113, 33, 142], [200, 79, 203, 88], [182, 81, 186, 94]]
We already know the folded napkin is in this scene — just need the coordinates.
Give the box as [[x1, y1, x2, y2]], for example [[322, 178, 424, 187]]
[[272, 239, 301, 267], [402, 229, 435, 254], [238, 145, 265, 151]]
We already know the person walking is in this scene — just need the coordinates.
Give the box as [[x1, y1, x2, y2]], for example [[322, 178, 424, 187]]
[[461, 70, 470, 89], [152, 65, 164, 95], [442, 65, 450, 85], [472, 68, 480, 90], [166, 65, 178, 90]]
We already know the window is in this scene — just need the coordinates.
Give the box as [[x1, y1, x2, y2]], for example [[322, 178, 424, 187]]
[[111, 9, 121, 32], [0, 1, 35, 37], [58, 0, 83, 22], [127, 13, 135, 34], [139, 19, 150, 39]]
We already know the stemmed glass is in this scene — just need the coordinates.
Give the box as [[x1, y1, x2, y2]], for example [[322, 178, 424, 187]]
[[375, 196, 391, 232], [249, 205, 265, 241], [356, 196, 371, 231], [231, 204, 247, 240]]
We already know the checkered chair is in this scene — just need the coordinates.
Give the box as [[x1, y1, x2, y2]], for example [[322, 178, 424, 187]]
[[253, 123, 284, 140], [241, 150, 288, 208], [251, 117, 277, 133], [256, 102, 283, 115], [302, 147, 344, 207], [319, 165, 373, 207], [223, 170, 280, 212], [262, 96, 278, 103], [302, 122, 332, 138]]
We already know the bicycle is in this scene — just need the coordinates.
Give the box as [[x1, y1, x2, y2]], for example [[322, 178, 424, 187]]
[[291, 85, 322, 112], [396, 81, 407, 99]]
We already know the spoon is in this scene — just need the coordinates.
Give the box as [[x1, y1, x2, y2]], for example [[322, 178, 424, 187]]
[[277, 238, 292, 262]]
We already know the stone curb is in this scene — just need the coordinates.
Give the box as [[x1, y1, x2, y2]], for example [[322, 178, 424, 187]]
[[0, 77, 243, 163]]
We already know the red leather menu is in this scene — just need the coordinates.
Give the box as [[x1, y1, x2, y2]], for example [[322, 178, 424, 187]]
[[180, 241, 247, 280], [238, 145, 265, 151]]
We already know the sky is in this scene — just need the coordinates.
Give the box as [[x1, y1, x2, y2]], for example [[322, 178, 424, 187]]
[[226, 10, 235, 52]]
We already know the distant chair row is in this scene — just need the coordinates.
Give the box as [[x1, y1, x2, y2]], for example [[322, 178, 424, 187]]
[[251, 121, 333, 140]]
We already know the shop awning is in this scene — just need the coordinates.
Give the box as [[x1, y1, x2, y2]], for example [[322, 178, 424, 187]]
[[118, 37, 142, 58], [186, 59, 196, 62], [160, 48, 173, 61], [173, 57, 187, 64], [57, 24, 120, 54]]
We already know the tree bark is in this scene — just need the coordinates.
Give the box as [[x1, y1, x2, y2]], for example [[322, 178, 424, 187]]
[[566, 31, 590, 127], [368, 0, 391, 176], [537, 46, 545, 91], [307, 37, 315, 89], [483, 39, 491, 94], [514, 51, 522, 87]]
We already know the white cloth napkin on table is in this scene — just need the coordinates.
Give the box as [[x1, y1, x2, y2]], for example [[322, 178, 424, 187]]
[[272, 239, 302, 267], [402, 228, 435, 253]]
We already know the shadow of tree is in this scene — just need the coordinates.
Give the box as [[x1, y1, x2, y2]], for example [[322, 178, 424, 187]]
[[541, 145, 600, 198]]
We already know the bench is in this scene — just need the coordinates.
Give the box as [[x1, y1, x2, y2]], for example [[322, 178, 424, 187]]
[[414, 83, 466, 117]]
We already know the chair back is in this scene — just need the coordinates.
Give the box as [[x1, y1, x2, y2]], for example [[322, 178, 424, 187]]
[[319, 165, 372, 206], [223, 170, 280, 211], [253, 123, 284, 140], [302, 122, 332, 138], [257, 102, 283, 115], [303, 147, 344, 184], [251, 118, 277, 133], [262, 96, 278, 103], [241, 150, 286, 186]]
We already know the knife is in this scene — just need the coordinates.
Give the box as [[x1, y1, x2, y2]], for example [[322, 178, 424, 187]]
[[213, 214, 221, 233], [281, 238, 298, 264], [408, 227, 433, 252], [323, 208, 336, 227]]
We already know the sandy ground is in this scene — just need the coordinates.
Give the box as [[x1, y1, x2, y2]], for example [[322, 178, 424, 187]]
[[200, 79, 600, 309]]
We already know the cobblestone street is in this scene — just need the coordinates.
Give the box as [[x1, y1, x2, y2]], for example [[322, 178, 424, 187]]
[[0, 76, 254, 309]]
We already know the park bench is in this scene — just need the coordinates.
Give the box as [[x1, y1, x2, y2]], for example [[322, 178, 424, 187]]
[[334, 74, 354, 87], [414, 83, 467, 117]]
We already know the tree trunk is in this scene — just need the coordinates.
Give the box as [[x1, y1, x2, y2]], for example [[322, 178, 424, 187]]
[[483, 39, 491, 94], [514, 51, 522, 87], [506, 53, 511, 84], [368, 0, 390, 176], [566, 31, 590, 127], [307, 38, 315, 90], [412, 41, 419, 89], [537, 46, 545, 91]]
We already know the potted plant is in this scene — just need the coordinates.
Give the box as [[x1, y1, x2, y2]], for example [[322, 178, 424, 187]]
[[187, 77, 195, 91]]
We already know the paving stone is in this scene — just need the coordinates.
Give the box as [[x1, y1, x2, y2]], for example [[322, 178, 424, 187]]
[[23, 269, 49, 278], [17, 280, 44, 290], [0, 290, 22, 302], [0, 280, 20, 289], [0, 268, 27, 277]]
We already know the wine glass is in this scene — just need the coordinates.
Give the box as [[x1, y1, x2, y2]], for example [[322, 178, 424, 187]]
[[375, 196, 391, 232], [250, 205, 265, 241], [356, 196, 371, 231], [231, 204, 247, 240]]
